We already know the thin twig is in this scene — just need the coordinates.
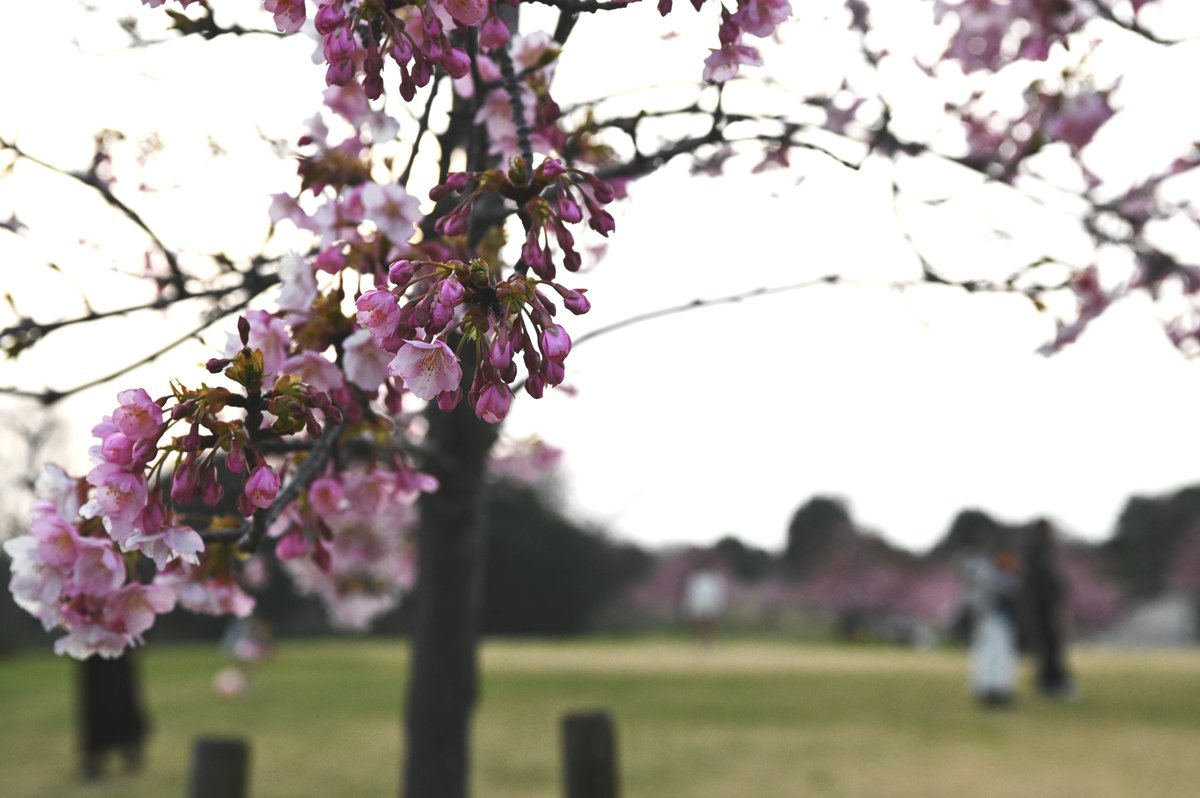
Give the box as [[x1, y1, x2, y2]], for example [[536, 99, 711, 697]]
[[399, 78, 442, 187], [1, 137, 187, 295]]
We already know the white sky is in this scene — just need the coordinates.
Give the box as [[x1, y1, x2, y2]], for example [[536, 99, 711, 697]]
[[3, 1, 1200, 553]]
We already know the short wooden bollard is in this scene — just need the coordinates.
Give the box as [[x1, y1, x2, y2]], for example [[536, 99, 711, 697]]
[[561, 710, 619, 798], [187, 736, 250, 798]]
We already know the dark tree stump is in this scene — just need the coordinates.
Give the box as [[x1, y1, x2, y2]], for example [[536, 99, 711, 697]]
[[561, 711, 619, 798], [187, 736, 250, 798]]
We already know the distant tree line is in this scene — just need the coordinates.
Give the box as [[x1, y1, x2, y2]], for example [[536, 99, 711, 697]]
[[5, 482, 1200, 654]]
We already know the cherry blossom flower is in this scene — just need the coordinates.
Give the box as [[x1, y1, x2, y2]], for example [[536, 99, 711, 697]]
[[158, 564, 255, 618], [282, 351, 345, 395], [703, 43, 763, 83], [112, 388, 163, 440], [343, 329, 393, 391], [5, 536, 65, 630], [441, 0, 489, 27], [264, 0, 307, 34], [356, 290, 402, 338], [388, 339, 463, 401], [360, 183, 422, 244]]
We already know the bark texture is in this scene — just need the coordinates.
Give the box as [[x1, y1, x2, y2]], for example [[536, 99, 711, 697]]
[[402, 387, 498, 798]]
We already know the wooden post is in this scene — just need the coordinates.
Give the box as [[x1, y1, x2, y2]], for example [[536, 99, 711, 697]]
[[561, 711, 618, 798], [187, 736, 250, 798]]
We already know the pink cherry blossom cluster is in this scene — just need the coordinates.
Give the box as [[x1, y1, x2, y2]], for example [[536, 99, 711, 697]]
[[432, 157, 615, 280], [934, 0, 1083, 73], [690, 0, 793, 83], [960, 85, 1115, 175], [82, 389, 206, 569], [270, 468, 433, 630], [5, 466, 177, 658], [312, 0, 500, 100], [356, 248, 589, 422]]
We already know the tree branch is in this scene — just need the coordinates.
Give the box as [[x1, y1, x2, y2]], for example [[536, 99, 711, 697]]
[[1, 137, 187, 296]]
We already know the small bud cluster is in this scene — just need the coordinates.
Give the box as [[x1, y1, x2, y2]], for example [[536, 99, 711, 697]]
[[313, 0, 503, 100], [431, 157, 615, 280]]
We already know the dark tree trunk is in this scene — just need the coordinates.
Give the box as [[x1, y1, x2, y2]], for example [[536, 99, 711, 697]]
[[402, 384, 498, 798]]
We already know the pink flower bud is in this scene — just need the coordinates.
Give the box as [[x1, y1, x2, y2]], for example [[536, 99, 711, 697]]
[[437, 388, 462, 412], [542, 358, 566, 387], [201, 469, 224, 507], [557, 193, 583, 223], [326, 59, 355, 87], [276, 529, 309, 561], [227, 438, 246, 474], [475, 381, 513, 424], [438, 276, 465, 306], [172, 467, 197, 505], [539, 325, 572, 361], [540, 159, 567, 179], [391, 37, 414, 64], [443, 48, 471, 80], [412, 58, 433, 88], [479, 15, 509, 50], [324, 27, 357, 62], [435, 209, 468, 237], [244, 466, 280, 511], [131, 439, 158, 467], [139, 499, 165, 535], [588, 210, 616, 237], [524, 371, 544, 399], [443, 0, 488, 27], [314, 4, 346, 35], [389, 260, 418, 286], [555, 285, 591, 314]]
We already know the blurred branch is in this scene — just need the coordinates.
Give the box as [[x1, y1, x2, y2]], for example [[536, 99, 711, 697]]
[[573, 276, 845, 347], [527, 0, 636, 12], [1082, 0, 1178, 45], [399, 77, 442, 187], [2, 267, 278, 359], [0, 285, 268, 406], [1, 136, 187, 296]]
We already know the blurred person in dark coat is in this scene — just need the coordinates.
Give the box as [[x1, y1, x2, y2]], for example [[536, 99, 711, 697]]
[[78, 653, 149, 780], [1023, 519, 1078, 700]]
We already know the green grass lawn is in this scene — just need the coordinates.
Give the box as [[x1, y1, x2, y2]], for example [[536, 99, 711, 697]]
[[2, 639, 1198, 798]]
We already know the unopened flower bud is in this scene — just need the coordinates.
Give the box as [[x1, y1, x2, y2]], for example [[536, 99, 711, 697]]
[[540, 159, 567, 179], [437, 388, 462, 412], [443, 48, 471, 80], [315, 246, 347, 274], [314, 4, 346, 35], [479, 15, 510, 50]]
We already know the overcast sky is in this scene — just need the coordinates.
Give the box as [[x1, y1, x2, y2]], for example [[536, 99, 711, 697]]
[[3, 1, 1200, 553]]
